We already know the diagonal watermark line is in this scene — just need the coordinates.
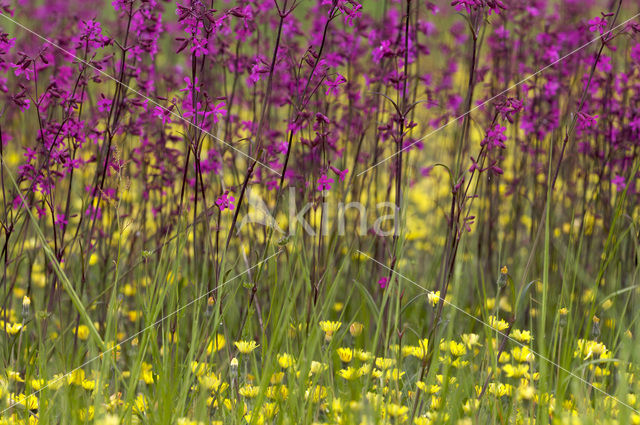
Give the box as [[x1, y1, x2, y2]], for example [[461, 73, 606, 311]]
[[0, 249, 281, 415], [357, 12, 640, 177], [356, 250, 640, 414], [0, 12, 282, 177]]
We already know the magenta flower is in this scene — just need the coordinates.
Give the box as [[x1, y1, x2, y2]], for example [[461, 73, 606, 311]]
[[74, 19, 110, 51], [372, 39, 394, 63], [55, 213, 68, 230], [337, 1, 363, 26], [216, 191, 235, 211], [211, 102, 227, 124], [180, 77, 200, 93], [612, 175, 626, 192], [378, 277, 388, 289], [451, 0, 505, 15], [588, 17, 607, 34], [496, 98, 523, 123], [190, 37, 209, 57], [330, 165, 349, 182], [153, 106, 173, 125], [421, 166, 434, 177], [11, 62, 34, 81], [97, 95, 111, 113], [481, 124, 507, 150], [317, 174, 334, 192], [324, 74, 347, 96]]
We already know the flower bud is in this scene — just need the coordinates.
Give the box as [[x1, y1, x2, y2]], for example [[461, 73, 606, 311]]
[[350, 322, 364, 337], [497, 266, 508, 289], [206, 296, 214, 316], [591, 315, 601, 338], [22, 296, 31, 318], [230, 357, 238, 379], [558, 307, 568, 327]]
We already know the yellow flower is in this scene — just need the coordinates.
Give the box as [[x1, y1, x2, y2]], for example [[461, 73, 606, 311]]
[[517, 384, 536, 400], [511, 346, 534, 362], [266, 385, 288, 401], [336, 347, 353, 363], [68, 369, 85, 386], [511, 329, 532, 343], [141, 362, 154, 384], [431, 395, 443, 410], [277, 353, 294, 369], [435, 374, 457, 386], [270, 372, 285, 384], [450, 358, 469, 368], [309, 361, 328, 375], [234, 340, 259, 354], [198, 373, 228, 393], [190, 361, 208, 376], [123, 284, 136, 297], [305, 385, 327, 403], [461, 333, 481, 349], [239, 384, 259, 398], [502, 363, 529, 378], [78, 406, 95, 421], [82, 379, 96, 390], [207, 334, 226, 354], [75, 325, 90, 340], [127, 310, 141, 322], [319, 320, 341, 340], [133, 393, 148, 414], [427, 291, 440, 307], [414, 417, 432, 425], [385, 368, 405, 381], [48, 373, 65, 390], [487, 382, 512, 397], [488, 315, 509, 332], [448, 341, 467, 357], [30, 379, 45, 391], [375, 357, 395, 370], [357, 364, 372, 377], [3, 322, 23, 335], [8, 392, 39, 410], [260, 402, 279, 419], [386, 403, 409, 418], [462, 399, 479, 414], [498, 352, 511, 363], [355, 349, 374, 362], [338, 367, 359, 380], [574, 338, 608, 360], [6, 369, 24, 383]]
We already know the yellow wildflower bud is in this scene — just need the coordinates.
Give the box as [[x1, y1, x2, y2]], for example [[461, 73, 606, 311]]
[[349, 322, 364, 337]]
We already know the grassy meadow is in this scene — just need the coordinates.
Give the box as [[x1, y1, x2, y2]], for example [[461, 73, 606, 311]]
[[1, 0, 640, 424]]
